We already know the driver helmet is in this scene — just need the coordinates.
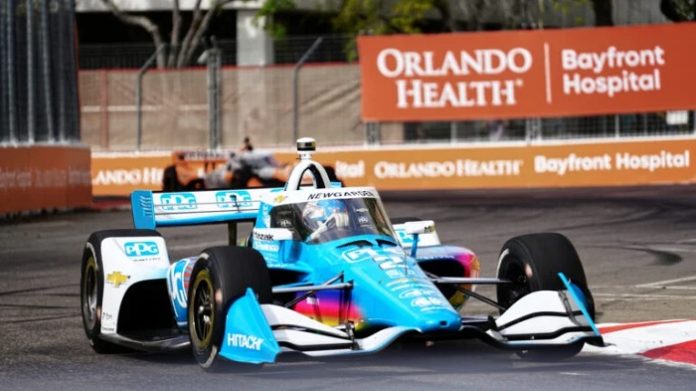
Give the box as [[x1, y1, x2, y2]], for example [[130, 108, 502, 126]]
[[302, 199, 350, 231]]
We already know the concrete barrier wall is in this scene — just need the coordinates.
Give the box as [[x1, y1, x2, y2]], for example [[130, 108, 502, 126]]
[[91, 137, 696, 196], [0, 145, 92, 214]]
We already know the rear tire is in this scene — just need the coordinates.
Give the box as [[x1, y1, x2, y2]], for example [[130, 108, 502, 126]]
[[187, 246, 272, 370], [81, 229, 159, 353], [496, 233, 594, 360]]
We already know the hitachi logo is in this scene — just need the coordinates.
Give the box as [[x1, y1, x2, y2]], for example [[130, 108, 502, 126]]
[[227, 333, 264, 351]]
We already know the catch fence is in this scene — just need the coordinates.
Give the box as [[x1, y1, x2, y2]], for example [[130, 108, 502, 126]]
[[0, 0, 80, 145]]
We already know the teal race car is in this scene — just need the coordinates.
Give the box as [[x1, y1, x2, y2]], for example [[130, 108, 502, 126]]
[[80, 138, 603, 369]]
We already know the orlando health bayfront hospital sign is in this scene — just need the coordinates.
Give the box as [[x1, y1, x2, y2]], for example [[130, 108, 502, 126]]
[[357, 23, 696, 121]]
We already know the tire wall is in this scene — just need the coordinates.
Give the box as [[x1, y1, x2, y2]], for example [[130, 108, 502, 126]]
[[0, 145, 91, 214]]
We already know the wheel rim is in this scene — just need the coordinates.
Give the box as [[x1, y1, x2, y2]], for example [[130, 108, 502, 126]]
[[499, 256, 530, 309], [82, 256, 98, 329], [190, 270, 215, 348]]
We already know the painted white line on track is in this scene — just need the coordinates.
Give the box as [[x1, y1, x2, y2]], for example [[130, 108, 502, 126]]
[[636, 275, 696, 289], [594, 293, 696, 300]]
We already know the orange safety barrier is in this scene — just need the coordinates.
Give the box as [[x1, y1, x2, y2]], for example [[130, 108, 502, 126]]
[[0, 145, 91, 214], [92, 138, 696, 196], [358, 23, 696, 121]]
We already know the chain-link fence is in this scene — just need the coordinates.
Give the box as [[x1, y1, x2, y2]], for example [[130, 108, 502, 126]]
[[1, 0, 81, 145], [77, 34, 695, 151], [80, 63, 363, 151], [381, 111, 695, 145], [79, 34, 352, 70]]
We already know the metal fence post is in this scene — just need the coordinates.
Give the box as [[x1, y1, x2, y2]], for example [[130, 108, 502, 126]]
[[366, 122, 380, 145], [26, 0, 35, 143], [0, 1, 6, 143], [136, 44, 165, 150], [207, 48, 222, 150], [292, 37, 323, 144], [55, 0, 66, 142], [39, 0, 54, 142]]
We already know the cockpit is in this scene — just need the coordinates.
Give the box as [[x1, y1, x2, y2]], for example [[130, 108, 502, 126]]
[[270, 197, 395, 244]]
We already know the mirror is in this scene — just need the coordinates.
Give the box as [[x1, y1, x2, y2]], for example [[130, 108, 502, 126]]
[[403, 220, 435, 235]]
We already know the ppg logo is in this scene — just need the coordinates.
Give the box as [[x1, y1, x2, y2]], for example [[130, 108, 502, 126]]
[[396, 229, 414, 244], [160, 193, 197, 211], [124, 241, 159, 257], [215, 190, 252, 209]]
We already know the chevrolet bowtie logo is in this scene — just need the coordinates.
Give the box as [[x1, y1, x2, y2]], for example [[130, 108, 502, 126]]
[[106, 271, 129, 288], [274, 195, 287, 203]]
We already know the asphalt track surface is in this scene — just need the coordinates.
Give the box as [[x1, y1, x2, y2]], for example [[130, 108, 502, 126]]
[[2, 186, 696, 390]]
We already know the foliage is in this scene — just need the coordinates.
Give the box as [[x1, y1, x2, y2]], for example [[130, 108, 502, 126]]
[[333, 0, 435, 35], [256, 0, 297, 38], [660, 0, 695, 21]]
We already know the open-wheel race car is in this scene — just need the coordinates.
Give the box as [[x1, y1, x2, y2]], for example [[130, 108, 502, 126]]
[[80, 138, 603, 369]]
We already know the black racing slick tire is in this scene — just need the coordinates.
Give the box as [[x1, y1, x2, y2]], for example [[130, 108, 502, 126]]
[[187, 246, 272, 370], [496, 233, 595, 360], [80, 229, 160, 353]]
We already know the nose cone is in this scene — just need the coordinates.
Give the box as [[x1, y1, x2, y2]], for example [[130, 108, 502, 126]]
[[414, 309, 463, 333]]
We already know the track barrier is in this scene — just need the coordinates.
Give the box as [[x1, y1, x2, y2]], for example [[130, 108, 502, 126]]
[[0, 145, 91, 214], [91, 137, 696, 196]]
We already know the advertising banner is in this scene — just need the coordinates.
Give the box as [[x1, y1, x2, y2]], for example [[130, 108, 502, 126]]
[[358, 23, 696, 121], [277, 138, 696, 190], [91, 154, 173, 196], [91, 138, 696, 196], [0, 146, 92, 214]]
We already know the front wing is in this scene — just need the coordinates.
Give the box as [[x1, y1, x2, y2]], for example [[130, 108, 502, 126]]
[[220, 281, 603, 364]]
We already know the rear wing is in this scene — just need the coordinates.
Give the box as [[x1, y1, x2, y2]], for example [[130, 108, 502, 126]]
[[131, 188, 282, 230]]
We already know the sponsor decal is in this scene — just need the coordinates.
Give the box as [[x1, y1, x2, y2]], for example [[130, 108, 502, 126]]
[[160, 193, 197, 210], [534, 150, 690, 176], [106, 271, 129, 288], [273, 194, 288, 204], [124, 241, 159, 258], [395, 229, 413, 245], [253, 231, 276, 241], [215, 190, 253, 209], [359, 24, 696, 122], [226, 333, 264, 351], [411, 296, 446, 308], [254, 241, 280, 253], [307, 190, 375, 200], [375, 47, 530, 109], [374, 159, 523, 179], [168, 264, 189, 310], [342, 247, 408, 273], [561, 46, 664, 98], [335, 160, 365, 179], [92, 167, 163, 186]]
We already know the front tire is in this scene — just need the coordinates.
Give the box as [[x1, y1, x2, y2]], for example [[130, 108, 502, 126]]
[[496, 233, 594, 360], [187, 246, 272, 369]]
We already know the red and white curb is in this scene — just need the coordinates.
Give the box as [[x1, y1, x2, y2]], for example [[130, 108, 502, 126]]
[[584, 319, 696, 368]]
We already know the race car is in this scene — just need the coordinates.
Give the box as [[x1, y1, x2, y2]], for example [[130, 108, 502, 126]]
[[80, 137, 603, 369]]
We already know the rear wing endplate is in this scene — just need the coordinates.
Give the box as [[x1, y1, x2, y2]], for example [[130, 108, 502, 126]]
[[131, 188, 282, 229]]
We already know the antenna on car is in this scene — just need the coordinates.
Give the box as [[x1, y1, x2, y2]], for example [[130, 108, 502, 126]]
[[286, 137, 330, 190], [297, 137, 316, 161]]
